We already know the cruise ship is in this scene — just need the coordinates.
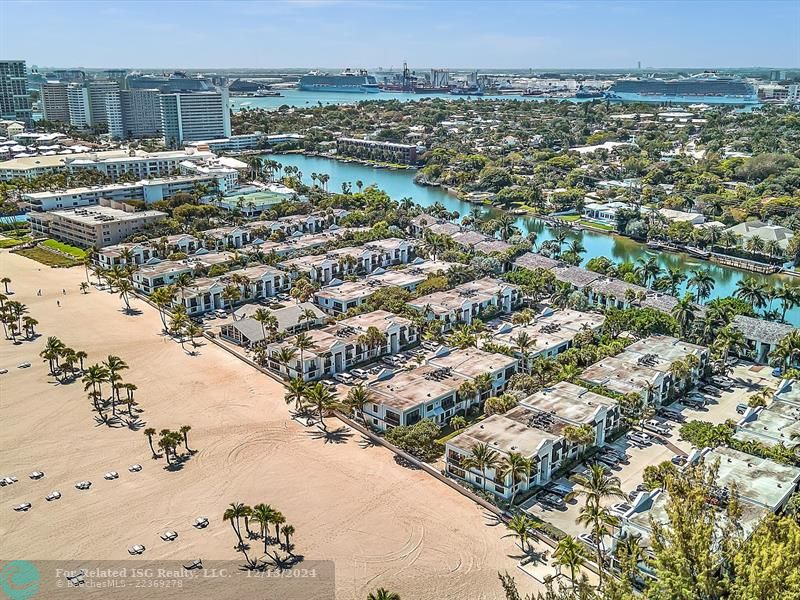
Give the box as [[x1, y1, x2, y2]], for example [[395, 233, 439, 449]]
[[298, 70, 380, 93], [609, 74, 756, 98]]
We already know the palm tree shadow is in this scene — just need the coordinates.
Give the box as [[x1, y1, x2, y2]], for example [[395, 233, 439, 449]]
[[307, 425, 353, 444], [125, 417, 146, 431], [358, 435, 376, 449], [482, 512, 504, 527], [120, 307, 143, 316], [393, 455, 421, 470]]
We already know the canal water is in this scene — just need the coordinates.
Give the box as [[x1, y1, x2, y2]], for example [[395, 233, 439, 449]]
[[270, 153, 799, 326], [231, 89, 759, 112]]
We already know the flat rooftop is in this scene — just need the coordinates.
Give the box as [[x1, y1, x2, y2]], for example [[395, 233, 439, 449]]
[[47, 206, 166, 225], [369, 366, 468, 411], [581, 356, 660, 394], [428, 348, 517, 378], [448, 411, 559, 456], [339, 310, 412, 333], [521, 381, 616, 425]]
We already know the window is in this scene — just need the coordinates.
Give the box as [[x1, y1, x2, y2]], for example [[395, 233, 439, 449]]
[[426, 404, 434, 412], [494, 484, 505, 494], [372, 404, 378, 412]]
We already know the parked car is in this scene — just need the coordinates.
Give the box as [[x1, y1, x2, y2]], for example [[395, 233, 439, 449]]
[[214, 309, 227, 319], [710, 376, 733, 390], [421, 340, 439, 351], [642, 419, 670, 436], [333, 372, 355, 385], [683, 397, 705, 410], [659, 408, 684, 422], [628, 484, 648, 501], [320, 379, 337, 390], [671, 455, 687, 466], [276, 293, 290, 302], [368, 366, 382, 375], [539, 492, 566, 508], [205, 313, 217, 320], [772, 367, 783, 378], [725, 356, 739, 367], [628, 431, 652, 446], [350, 368, 369, 380], [381, 356, 403, 367], [736, 403, 750, 415], [701, 385, 721, 395]]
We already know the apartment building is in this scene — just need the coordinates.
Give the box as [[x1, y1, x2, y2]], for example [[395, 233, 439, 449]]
[[732, 315, 797, 365], [267, 310, 417, 381], [445, 381, 620, 501], [115, 89, 162, 139], [67, 83, 92, 127], [28, 201, 166, 248], [41, 82, 70, 122], [160, 89, 231, 146], [581, 335, 709, 406], [734, 378, 800, 448], [409, 278, 521, 332], [22, 174, 221, 211], [336, 137, 420, 165], [488, 308, 606, 365], [0, 60, 31, 125]]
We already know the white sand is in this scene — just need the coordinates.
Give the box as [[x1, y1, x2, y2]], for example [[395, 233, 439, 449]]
[[0, 251, 540, 599]]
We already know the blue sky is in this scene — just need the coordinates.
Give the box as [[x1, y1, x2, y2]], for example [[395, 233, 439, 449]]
[[2, 0, 798, 69]]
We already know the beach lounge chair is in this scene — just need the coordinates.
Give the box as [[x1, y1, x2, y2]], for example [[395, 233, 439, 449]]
[[127, 545, 146, 555], [128, 464, 143, 472], [1, 476, 17, 486], [13, 503, 32, 511], [104, 471, 119, 480], [29, 471, 45, 480], [160, 531, 178, 541], [183, 559, 203, 570], [193, 517, 209, 528], [45, 491, 61, 501], [65, 570, 86, 586], [75, 481, 91, 490]]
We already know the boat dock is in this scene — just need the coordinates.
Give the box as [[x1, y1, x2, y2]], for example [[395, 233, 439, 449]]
[[708, 253, 781, 274]]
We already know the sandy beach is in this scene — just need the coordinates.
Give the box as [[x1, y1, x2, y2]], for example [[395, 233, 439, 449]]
[[0, 250, 539, 599]]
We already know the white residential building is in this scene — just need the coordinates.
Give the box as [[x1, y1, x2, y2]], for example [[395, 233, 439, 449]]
[[160, 89, 231, 146], [67, 83, 91, 128]]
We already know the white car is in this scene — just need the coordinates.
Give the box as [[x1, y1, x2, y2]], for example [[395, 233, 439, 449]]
[[45, 491, 62, 501], [333, 372, 354, 385], [421, 341, 439, 351], [350, 368, 369, 380], [628, 431, 652, 446], [321, 379, 337, 390], [214, 309, 228, 319]]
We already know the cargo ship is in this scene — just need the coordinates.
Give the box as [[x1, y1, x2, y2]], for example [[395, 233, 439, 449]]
[[609, 74, 756, 98], [299, 70, 380, 93], [450, 85, 484, 96]]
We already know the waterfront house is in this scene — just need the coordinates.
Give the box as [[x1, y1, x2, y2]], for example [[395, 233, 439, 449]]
[[221, 302, 327, 347], [221, 264, 289, 300], [725, 221, 794, 251], [96, 242, 156, 269], [133, 260, 194, 294], [732, 315, 797, 364], [175, 277, 228, 315]]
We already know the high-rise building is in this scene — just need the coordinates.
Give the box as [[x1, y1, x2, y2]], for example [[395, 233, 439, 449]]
[[105, 91, 123, 138], [0, 60, 32, 125], [87, 80, 120, 127], [104, 69, 128, 90], [67, 83, 91, 127], [117, 88, 161, 139], [41, 81, 70, 122], [160, 88, 230, 147]]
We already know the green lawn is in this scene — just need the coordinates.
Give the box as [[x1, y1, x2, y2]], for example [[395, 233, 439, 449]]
[[12, 246, 82, 267], [0, 237, 26, 249], [559, 214, 581, 222], [41, 239, 87, 259], [579, 219, 615, 231]]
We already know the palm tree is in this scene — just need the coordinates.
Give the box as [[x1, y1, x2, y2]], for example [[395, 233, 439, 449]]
[[284, 377, 306, 411], [567, 463, 625, 509], [1, 277, 11, 294], [304, 382, 335, 429], [144, 427, 158, 458], [103, 355, 129, 409], [75, 350, 88, 372], [151, 286, 176, 333], [367, 589, 400, 600], [80, 281, 90, 294], [500, 452, 535, 506], [270, 510, 285, 542], [180, 425, 193, 453], [713, 325, 747, 372], [671, 293, 696, 339], [686, 269, 715, 305], [82, 364, 109, 410], [274, 346, 298, 378], [776, 285, 800, 323], [504, 513, 540, 553], [462, 442, 499, 493], [345, 384, 372, 425], [665, 266, 687, 296], [564, 424, 596, 456], [769, 330, 800, 372], [117, 279, 134, 311], [576, 503, 619, 587], [298, 307, 318, 331], [511, 331, 535, 373], [40, 336, 65, 374], [251, 503, 276, 554], [253, 308, 279, 341], [553, 535, 586, 591], [223, 502, 249, 549], [614, 533, 645, 588], [281, 524, 295, 553], [735, 276, 768, 311], [221, 284, 242, 318], [635, 256, 661, 288], [292, 332, 317, 379]]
